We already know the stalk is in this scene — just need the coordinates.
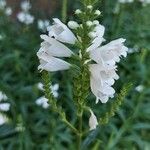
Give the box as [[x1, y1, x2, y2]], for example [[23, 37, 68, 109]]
[[62, 0, 68, 23]]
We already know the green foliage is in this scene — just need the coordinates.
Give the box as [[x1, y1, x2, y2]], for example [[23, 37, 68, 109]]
[[99, 83, 132, 125], [0, 0, 150, 149]]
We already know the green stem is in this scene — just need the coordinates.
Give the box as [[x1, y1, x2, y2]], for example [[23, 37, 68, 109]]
[[41, 71, 78, 135], [62, 0, 68, 23], [77, 110, 83, 150], [63, 118, 79, 135]]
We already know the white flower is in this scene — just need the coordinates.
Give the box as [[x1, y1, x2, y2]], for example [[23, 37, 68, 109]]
[[0, 91, 7, 101], [118, 0, 134, 3], [50, 84, 59, 98], [37, 82, 44, 91], [89, 38, 128, 65], [0, 114, 8, 125], [89, 64, 117, 103], [68, 21, 79, 29], [0, 0, 6, 9], [87, 24, 128, 103], [21, 1, 31, 12], [37, 52, 71, 72], [0, 0, 12, 16], [75, 9, 82, 14], [36, 96, 49, 109], [0, 103, 10, 111], [37, 82, 59, 98], [47, 18, 77, 44], [17, 1, 34, 25], [87, 24, 105, 52], [17, 12, 34, 25], [89, 109, 98, 130], [94, 10, 101, 16], [0, 91, 10, 111], [5, 7, 12, 16], [139, 0, 150, 6], [37, 34, 73, 72], [38, 19, 50, 31], [135, 85, 144, 92]]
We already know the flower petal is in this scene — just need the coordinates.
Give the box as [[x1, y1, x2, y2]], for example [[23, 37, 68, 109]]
[[89, 110, 98, 130], [47, 18, 77, 44], [87, 24, 105, 52], [38, 53, 71, 72], [40, 35, 73, 57]]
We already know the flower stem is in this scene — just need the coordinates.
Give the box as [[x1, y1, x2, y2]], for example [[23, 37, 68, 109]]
[[63, 118, 79, 135], [62, 0, 67, 23], [77, 110, 83, 150], [41, 71, 78, 135]]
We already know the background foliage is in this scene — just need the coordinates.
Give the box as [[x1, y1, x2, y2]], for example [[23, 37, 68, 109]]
[[0, 0, 150, 149]]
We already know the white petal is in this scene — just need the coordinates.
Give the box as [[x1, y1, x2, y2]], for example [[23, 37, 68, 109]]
[[87, 24, 105, 52], [96, 92, 109, 103], [89, 110, 98, 130], [37, 82, 44, 91], [99, 85, 115, 96], [0, 103, 10, 111], [0, 91, 8, 101], [87, 37, 105, 52], [36, 96, 49, 109], [89, 64, 116, 103], [47, 18, 77, 44], [89, 38, 127, 65], [95, 24, 105, 38], [38, 55, 71, 72], [51, 84, 59, 91], [40, 35, 73, 57], [0, 114, 8, 125]]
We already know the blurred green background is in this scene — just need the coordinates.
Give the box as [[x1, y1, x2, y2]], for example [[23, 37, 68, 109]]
[[0, 0, 150, 149]]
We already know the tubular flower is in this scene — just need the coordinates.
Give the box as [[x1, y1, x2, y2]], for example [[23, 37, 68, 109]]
[[37, 34, 74, 72], [37, 18, 77, 72], [88, 24, 128, 103], [47, 18, 77, 44]]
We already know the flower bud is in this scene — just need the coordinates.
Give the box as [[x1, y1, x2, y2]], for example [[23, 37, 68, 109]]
[[93, 20, 99, 25], [95, 10, 101, 16], [89, 110, 98, 130], [88, 32, 97, 39], [87, 5, 93, 10], [68, 21, 79, 29], [86, 21, 93, 27], [75, 9, 82, 15]]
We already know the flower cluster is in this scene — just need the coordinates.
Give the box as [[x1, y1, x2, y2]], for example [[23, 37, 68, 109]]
[[89, 36, 128, 103], [118, 0, 150, 5], [36, 82, 59, 109], [17, 1, 34, 25], [0, 0, 12, 16], [37, 18, 76, 72], [37, 5, 128, 130], [118, 0, 134, 3], [37, 19, 50, 32]]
